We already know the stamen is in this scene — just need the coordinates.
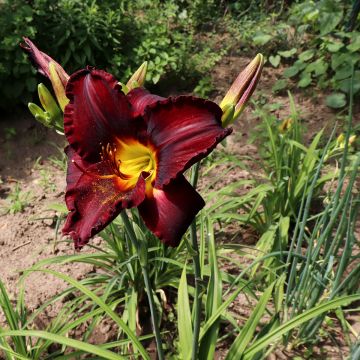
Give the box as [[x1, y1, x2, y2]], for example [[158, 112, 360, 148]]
[[72, 160, 116, 180], [144, 170, 154, 181], [100, 143, 133, 180], [98, 140, 156, 184]]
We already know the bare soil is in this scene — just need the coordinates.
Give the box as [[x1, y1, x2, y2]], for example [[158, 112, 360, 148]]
[[0, 56, 359, 359]]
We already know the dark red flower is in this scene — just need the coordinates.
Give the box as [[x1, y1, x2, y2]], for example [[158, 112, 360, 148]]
[[62, 68, 232, 248]]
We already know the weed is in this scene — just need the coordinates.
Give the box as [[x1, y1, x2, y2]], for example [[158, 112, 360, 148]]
[[48, 143, 67, 172], [33, 156, 57, 192], [4, 128, 16, 141], [2, 183, 32, 214], [38, 169, 56, 192], [193, 76, 214, 98]]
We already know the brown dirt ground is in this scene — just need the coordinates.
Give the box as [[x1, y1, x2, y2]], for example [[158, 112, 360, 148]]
[[0, 56, 359, 359]]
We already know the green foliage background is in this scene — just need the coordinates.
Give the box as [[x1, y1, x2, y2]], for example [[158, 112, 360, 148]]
[[0, 0, 224, 109], [0, 0, 359, 109]]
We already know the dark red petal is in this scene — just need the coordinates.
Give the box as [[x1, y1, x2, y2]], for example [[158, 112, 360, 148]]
[[20, 37, 69, 86], [127, 87, 164, 117], [63, 161, 146, 249], [138, 175, 205, 247], [64, 146, 91, 192], [64, 68, 145, 162], [143, 96, 232, 188]]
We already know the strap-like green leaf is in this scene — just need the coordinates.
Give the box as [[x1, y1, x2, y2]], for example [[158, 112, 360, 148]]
[[199, 218, 223, 360], [25, 269, 150, 360], [243, 294, 360, 359], [177, 263, 193, 360], [226, 282, 275, 359], [0, 330, 123, 360]]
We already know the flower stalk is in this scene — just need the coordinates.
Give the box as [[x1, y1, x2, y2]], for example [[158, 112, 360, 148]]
[[120, 211, 164, 360], [190, 161, 202, 360]]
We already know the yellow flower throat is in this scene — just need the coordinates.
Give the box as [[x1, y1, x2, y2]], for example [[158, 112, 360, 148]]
[[101, 138, 157, 190]]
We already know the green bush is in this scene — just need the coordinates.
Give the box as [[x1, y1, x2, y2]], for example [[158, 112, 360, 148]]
[[221, 0, 360, 107], [0, 1, 37, 108], [0, 0, 225, 110]]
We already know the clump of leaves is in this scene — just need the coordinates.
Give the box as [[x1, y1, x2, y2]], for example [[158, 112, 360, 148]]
[[0, 0, 228, 110], [267, 0, 359, 108], [2, 183, 32, 214]]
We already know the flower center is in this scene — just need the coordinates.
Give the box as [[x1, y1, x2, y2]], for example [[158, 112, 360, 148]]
[[101, 138, 157, 189]]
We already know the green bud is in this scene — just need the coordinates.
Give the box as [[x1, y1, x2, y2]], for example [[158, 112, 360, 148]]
[[28, 102, 45, 118], [119, 82, 130, 95], [220, 54, 264, 126], [126, 61, 148, 91], [28, 102, 51, 127], [221, 104, 235, 128], [49, 62, 69, 111], [37, 83, 62, 128]]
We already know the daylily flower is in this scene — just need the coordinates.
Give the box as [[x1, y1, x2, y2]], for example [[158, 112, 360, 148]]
[[62, 68, 232, 248]]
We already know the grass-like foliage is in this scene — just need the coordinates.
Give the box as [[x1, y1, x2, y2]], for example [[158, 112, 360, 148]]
[[2, 184, 32, 215], [1, 2, 359, 355], [3, 86, 358, 357]]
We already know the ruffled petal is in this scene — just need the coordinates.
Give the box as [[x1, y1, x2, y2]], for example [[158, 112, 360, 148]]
[[138, 175, 205, 247], [143, 96, 232, 188], [63, 161, 146, 249], [64, 146, 91, 192], [127, 87, 164, 117], [64, 68, 146, 162], [20, 37, 69, 86]]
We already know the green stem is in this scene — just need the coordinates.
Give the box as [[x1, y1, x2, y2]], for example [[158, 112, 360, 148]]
[[190, 162, 202, 360], [142, 265, 165, 360], [120, 211, 139, 249], [120, 211, 164, 360]]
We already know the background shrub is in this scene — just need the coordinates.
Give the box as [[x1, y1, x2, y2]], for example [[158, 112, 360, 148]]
[[1, 0, 359, 111], [0, 0, 224, 110]]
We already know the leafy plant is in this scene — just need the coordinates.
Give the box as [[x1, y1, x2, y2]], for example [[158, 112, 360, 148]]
[[0, 0, 228, 110], [0, 274, 154, 359], [4, 128, 16, 140], [268, 1, 359, 106], [2, 183, 32, 214], [208, 93, 341, 238]]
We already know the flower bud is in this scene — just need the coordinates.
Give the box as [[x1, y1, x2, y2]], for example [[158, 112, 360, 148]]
[[279, 118, 293, 133], [221, 104, 235, 128], [336, 133, 345, 146], [38, 83, 62, 126], [49, 62, 69, 111], [28, 102, 45, 118], [126, 61, 148, 93], [21, 37, 69, 87], [220, 54, 264, 125], [28, 102, 51, 128], [336, 133, 356, 149]]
